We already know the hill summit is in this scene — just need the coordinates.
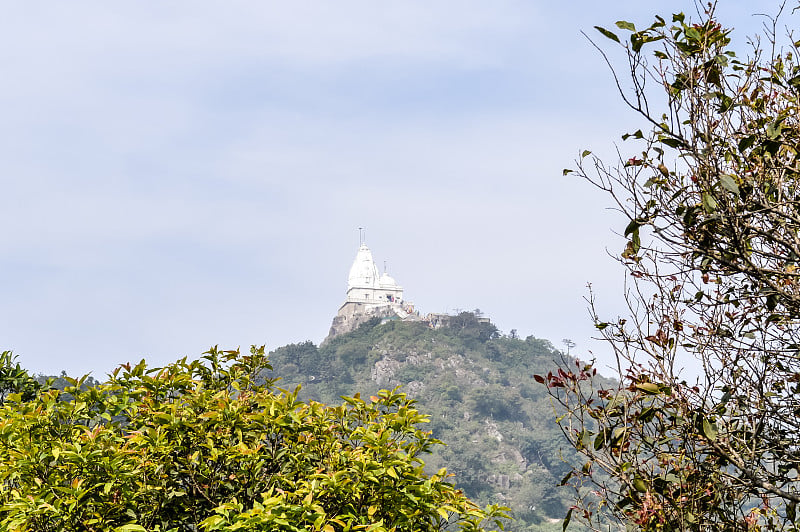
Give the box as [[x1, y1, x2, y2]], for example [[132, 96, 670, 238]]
[[270, 314, 593, 531]]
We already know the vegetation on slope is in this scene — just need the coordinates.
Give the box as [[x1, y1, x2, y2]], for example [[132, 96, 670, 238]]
[[268, 313, 599, 531]]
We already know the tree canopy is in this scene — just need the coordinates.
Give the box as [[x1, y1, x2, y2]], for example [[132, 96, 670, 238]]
[[539, 2, 800, 530], [0, 351, 46, 405], [0, 347, 505, 532]]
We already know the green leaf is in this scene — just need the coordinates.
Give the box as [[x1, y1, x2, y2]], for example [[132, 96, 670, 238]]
[[624, 219, 641, 236], [702, 193, 717, 213], [563, 508, 573, 531], [115, 525, 148, 532], [719, 174, 739, 195], [581, 150, 592, 158], [738, 135, 755, 152], [594, 432, 607, 450], [630, 230, 641, 253], [594, 26, 620, 43], [701, 418, 718, 441], [767, 120, 782, 139], [562, 169, 573, 176], [635, 382, 660, 394], [615, 20, 636, 32], [767, 293, 779, 311], [639, 406, 656, 423], [658, 136, 682, 148]]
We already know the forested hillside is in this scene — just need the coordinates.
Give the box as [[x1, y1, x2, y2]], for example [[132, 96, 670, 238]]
[[268, 313, 604, 531]]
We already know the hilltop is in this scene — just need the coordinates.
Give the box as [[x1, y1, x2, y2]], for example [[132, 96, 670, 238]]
[[267, 313, 605, 532]]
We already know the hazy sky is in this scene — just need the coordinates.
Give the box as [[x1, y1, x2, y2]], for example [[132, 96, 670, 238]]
[[0, 1, 780, 377]]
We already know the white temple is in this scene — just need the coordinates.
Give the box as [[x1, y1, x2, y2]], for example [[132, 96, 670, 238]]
[[346, 243, 403, 305], [326, 241, 417, 340]]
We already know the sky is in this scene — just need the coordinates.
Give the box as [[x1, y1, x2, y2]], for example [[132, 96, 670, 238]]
[[0, 1, 783, 377]]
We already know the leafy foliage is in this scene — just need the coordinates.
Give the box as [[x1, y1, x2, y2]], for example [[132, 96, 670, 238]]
[[0, 347, 506, 532], [540, 3, 800, 530], [0, 351, 47, 404]]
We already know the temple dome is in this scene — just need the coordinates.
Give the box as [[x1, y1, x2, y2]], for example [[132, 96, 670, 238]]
[[379, 272, 401, 289]]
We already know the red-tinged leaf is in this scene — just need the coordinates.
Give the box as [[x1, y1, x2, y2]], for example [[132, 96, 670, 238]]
[[644, 335, 664, 346]]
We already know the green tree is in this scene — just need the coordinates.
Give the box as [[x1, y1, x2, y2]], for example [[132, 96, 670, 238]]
[[443, 312, 499, 348], [467, 386, 526, 423], [0, 351, 46, 404], [0, 347, 506, 531], [538, 3, 800, 530]]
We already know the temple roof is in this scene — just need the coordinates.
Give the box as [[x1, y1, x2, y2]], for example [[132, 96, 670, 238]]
[[347, 243, 403, 292], [347, 244, 381, 290]]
